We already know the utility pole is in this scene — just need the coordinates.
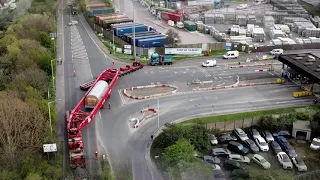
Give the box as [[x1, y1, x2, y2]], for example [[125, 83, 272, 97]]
[[132, 0, 136, 60], [157, 99, 160, 129]]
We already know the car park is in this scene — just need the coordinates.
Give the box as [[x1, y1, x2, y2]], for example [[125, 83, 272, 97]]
[[310, 137, 320, 150], [204, 155, 221, 164], [211, 148, 231, 157], [210, 134, 218, 145], [224, 159, 243, 170], [270, 141, 282, 155], [277, 152, 293, 169], [243, 139, 259, 153], [261, 130, 274, 142], [232, 128, 249, 141], [251, 154, 271, 169], [227, 141, 249, 155], [202, 60, 217, 67], [254, 136, 269, 151], [249, 128, 261, 139], [218, 133, 237, 143], [228, 154, 250, 164], [292, 156, 307, 172]]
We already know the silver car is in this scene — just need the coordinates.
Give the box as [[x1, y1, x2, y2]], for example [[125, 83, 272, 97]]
[[292, 157, 307, 172], [277, 152, 293, 169], [211, 148, 231, 157], [228, 154, 250, 164], [251, 154, 271, 169]]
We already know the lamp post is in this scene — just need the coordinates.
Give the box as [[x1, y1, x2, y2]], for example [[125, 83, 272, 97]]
[[48, 101, 54, 137], [112, 30, 115, 55], [51, 59, 56, 89], [157, 99, 160, 129], [132, 0, 136, 60]]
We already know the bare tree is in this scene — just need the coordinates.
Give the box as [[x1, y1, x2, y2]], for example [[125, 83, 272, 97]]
[[0, 91, 47, 169], [165, 28, 181, 47]]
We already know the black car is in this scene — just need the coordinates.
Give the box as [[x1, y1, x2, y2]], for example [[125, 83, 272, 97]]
[[243, 139, 259, 153], [270, 141, 282, 155], [227, 141, 249, 155], [249, 128, 261, 139], [261, 130, 274, 142], [224, 159, 243, 170], [283, 144, 298, 158], [218, 133, 237, 143], [273, 130, 291, 138]]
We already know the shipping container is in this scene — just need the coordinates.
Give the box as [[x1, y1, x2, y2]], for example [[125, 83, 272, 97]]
[[94, 13, 122, 23], [137, 37, 168, 47], [184, 20, 197, 31], [126, 31, 160, 43], [161, 12, 183, 22], [131, 34, 165, 45], [98, 15, 128, 25], [87, 7, 115, 17], [114, 25, 149, 37], [102, 18, 133, 29], [111, 23, 143, 30], [86, 4, 107, 9]]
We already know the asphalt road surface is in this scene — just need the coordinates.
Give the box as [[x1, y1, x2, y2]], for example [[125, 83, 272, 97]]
[[56, 1, 319, 179]]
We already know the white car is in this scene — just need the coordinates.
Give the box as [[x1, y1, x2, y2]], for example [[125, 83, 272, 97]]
[[270, 49, 283, 55], [254, 137, 269, 151], [210, 134, 218, 145], [292, 157, 307, 172], [233, 128, 249, 141], [251, 154, 271, 169], [310, 137, 320, 150], [277, 152, 293, 169], [228, 154, 250, 164], [202, 60, 217, 67]]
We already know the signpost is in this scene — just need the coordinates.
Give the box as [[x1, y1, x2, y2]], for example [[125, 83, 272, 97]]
[[43, 143, 57, 160], [165, 48, 202, 55]]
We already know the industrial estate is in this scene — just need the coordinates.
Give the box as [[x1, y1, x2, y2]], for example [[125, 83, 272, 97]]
[[1, 0, 320, 179]]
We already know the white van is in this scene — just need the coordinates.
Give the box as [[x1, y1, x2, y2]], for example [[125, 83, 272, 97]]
[[270, 49, 283, 55], [223, 51, 239, 59], [202, 60, 217, 67]]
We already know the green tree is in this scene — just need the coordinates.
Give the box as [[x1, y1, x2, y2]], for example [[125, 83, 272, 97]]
[[294, 111, 312, 121], [25, 173, 43, 180], [313, 111, 320, 125], [163, 139, 195, 166]]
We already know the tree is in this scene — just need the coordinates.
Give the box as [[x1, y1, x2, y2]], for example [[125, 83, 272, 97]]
[[165, 28, 181, 47], [313, 111, 320, 125], [163, 139, 195, 166], [0, 91, 47, 169]]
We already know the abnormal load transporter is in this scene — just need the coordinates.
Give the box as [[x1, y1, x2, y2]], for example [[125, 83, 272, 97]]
[[66, 61, 143, 168]]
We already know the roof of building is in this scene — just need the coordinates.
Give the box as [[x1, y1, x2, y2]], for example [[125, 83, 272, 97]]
[[278, 53, 320, 83], [293, 120, 311, 131]]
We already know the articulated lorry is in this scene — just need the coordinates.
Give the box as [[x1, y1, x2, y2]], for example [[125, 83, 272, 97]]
[[150, 53, 173, 66]]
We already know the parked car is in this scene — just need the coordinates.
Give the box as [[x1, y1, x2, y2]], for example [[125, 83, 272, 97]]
[[202, 60, 217, 67], [227, 141, 249, 155], [277, 152, 293, 169], [249, 128, 261, 139], [261, 130, 274, 142], [310, 137, 320, 150], [218, 133, 238, 143], [211, 148, 231, 157], [270, 141, 282, 155], [224, 159, 243, 170], [228, 154, 250, 164], [251, 154, 271, 169], [212, 164, 221, 170], [276, 136, 289, 147], [277, 130, 291, 137], [204, 155, 221, 164], [254, 137, 269, 151], [283, 144, 298, 158], [243, 139, 259, 153], [292, 156, 307, 172], [233, 128, 249, 141], [210, 134, 218, 145]]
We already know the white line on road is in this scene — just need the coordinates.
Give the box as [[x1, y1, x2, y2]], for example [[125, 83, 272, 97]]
[[118, 89, 126, 105], [189, 98, 202, 102]]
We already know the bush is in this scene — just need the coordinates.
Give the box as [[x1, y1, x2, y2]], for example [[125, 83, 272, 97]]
[[294, 112, 312, 121]]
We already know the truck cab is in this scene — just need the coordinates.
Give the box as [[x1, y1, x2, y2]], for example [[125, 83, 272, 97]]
[[150, 53, 173, 66]]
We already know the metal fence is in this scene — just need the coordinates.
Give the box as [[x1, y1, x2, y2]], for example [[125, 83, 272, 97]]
[[206, 118, 260, 132]]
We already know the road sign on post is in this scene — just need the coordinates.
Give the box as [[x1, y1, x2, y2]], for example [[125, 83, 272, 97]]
[[43, 143, 57, 152]]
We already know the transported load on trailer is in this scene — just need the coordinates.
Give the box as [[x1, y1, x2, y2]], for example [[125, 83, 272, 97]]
[[85, 80, 109, 108]]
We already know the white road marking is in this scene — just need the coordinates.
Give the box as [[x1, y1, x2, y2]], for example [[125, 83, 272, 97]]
[[118, 89, 126, 105], [189, 98, 202, 102], [197, 67, 211, 77]]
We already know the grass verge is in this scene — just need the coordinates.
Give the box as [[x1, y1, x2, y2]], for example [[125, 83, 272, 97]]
[[179, 105, 320, 125], [99, 158, 116, 180]]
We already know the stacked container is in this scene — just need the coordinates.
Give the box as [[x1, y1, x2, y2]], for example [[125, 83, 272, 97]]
[[239, 28, 246, 36], [263, 16, 275, 28], [295, 38, 304, 44], [247, 15, 256, 24], [86, 6, 115, 17], [269, 29, 286, 39], [196, 21, 205, 32], [309, 37, 320, 43], [252, 27, 265, 42], [236, 15, 247, 26], [303, 28, 320, 38], [230, 27, 239, 36], [204, 14, 215, 25], [214, 14, 225, 24], [184, 21, 197, 31], [277, 24, 290, 34], [271, 39, 283, 45], [283, 17, 308, 23]]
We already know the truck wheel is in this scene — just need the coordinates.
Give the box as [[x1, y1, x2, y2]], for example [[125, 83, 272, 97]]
[[164, 62, 167, 65]]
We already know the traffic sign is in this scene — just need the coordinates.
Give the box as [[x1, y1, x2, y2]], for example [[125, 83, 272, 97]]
[[43, 143, 57, 152]]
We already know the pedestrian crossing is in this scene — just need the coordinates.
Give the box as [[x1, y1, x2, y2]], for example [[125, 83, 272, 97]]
[[197, 67, 211, 77], [70, 18, 89, 63]]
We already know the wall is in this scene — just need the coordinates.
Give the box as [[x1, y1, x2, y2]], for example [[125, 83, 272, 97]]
[[206, 118, 259, 131]]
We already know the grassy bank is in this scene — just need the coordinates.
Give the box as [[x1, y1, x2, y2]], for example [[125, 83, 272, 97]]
[[179, 105, 320, 125]]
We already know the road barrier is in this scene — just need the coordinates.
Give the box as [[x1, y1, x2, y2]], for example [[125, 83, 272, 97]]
[[124, 84, 178, 100], [228, 63, 282, 69], [133, 108, 158, 128], [293, 91, 313, 98], [255, 69, 269, 72]]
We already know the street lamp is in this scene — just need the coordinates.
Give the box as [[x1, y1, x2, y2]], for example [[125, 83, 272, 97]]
[[157, 99, 160, 129], [51, 59, 56, 89], [132, 0, 136, 60], [48, 101, 54, 137]]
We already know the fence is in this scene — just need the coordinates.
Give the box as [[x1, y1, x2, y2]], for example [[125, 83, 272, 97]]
[[206, 118, 260, 132]]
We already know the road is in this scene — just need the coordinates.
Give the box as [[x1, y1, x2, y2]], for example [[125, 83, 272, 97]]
[[56, 0, 319, 179]]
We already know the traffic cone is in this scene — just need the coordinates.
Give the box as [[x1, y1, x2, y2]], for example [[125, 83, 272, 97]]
[[73, 71, 76, 77], [95, 151, 98, 158]]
